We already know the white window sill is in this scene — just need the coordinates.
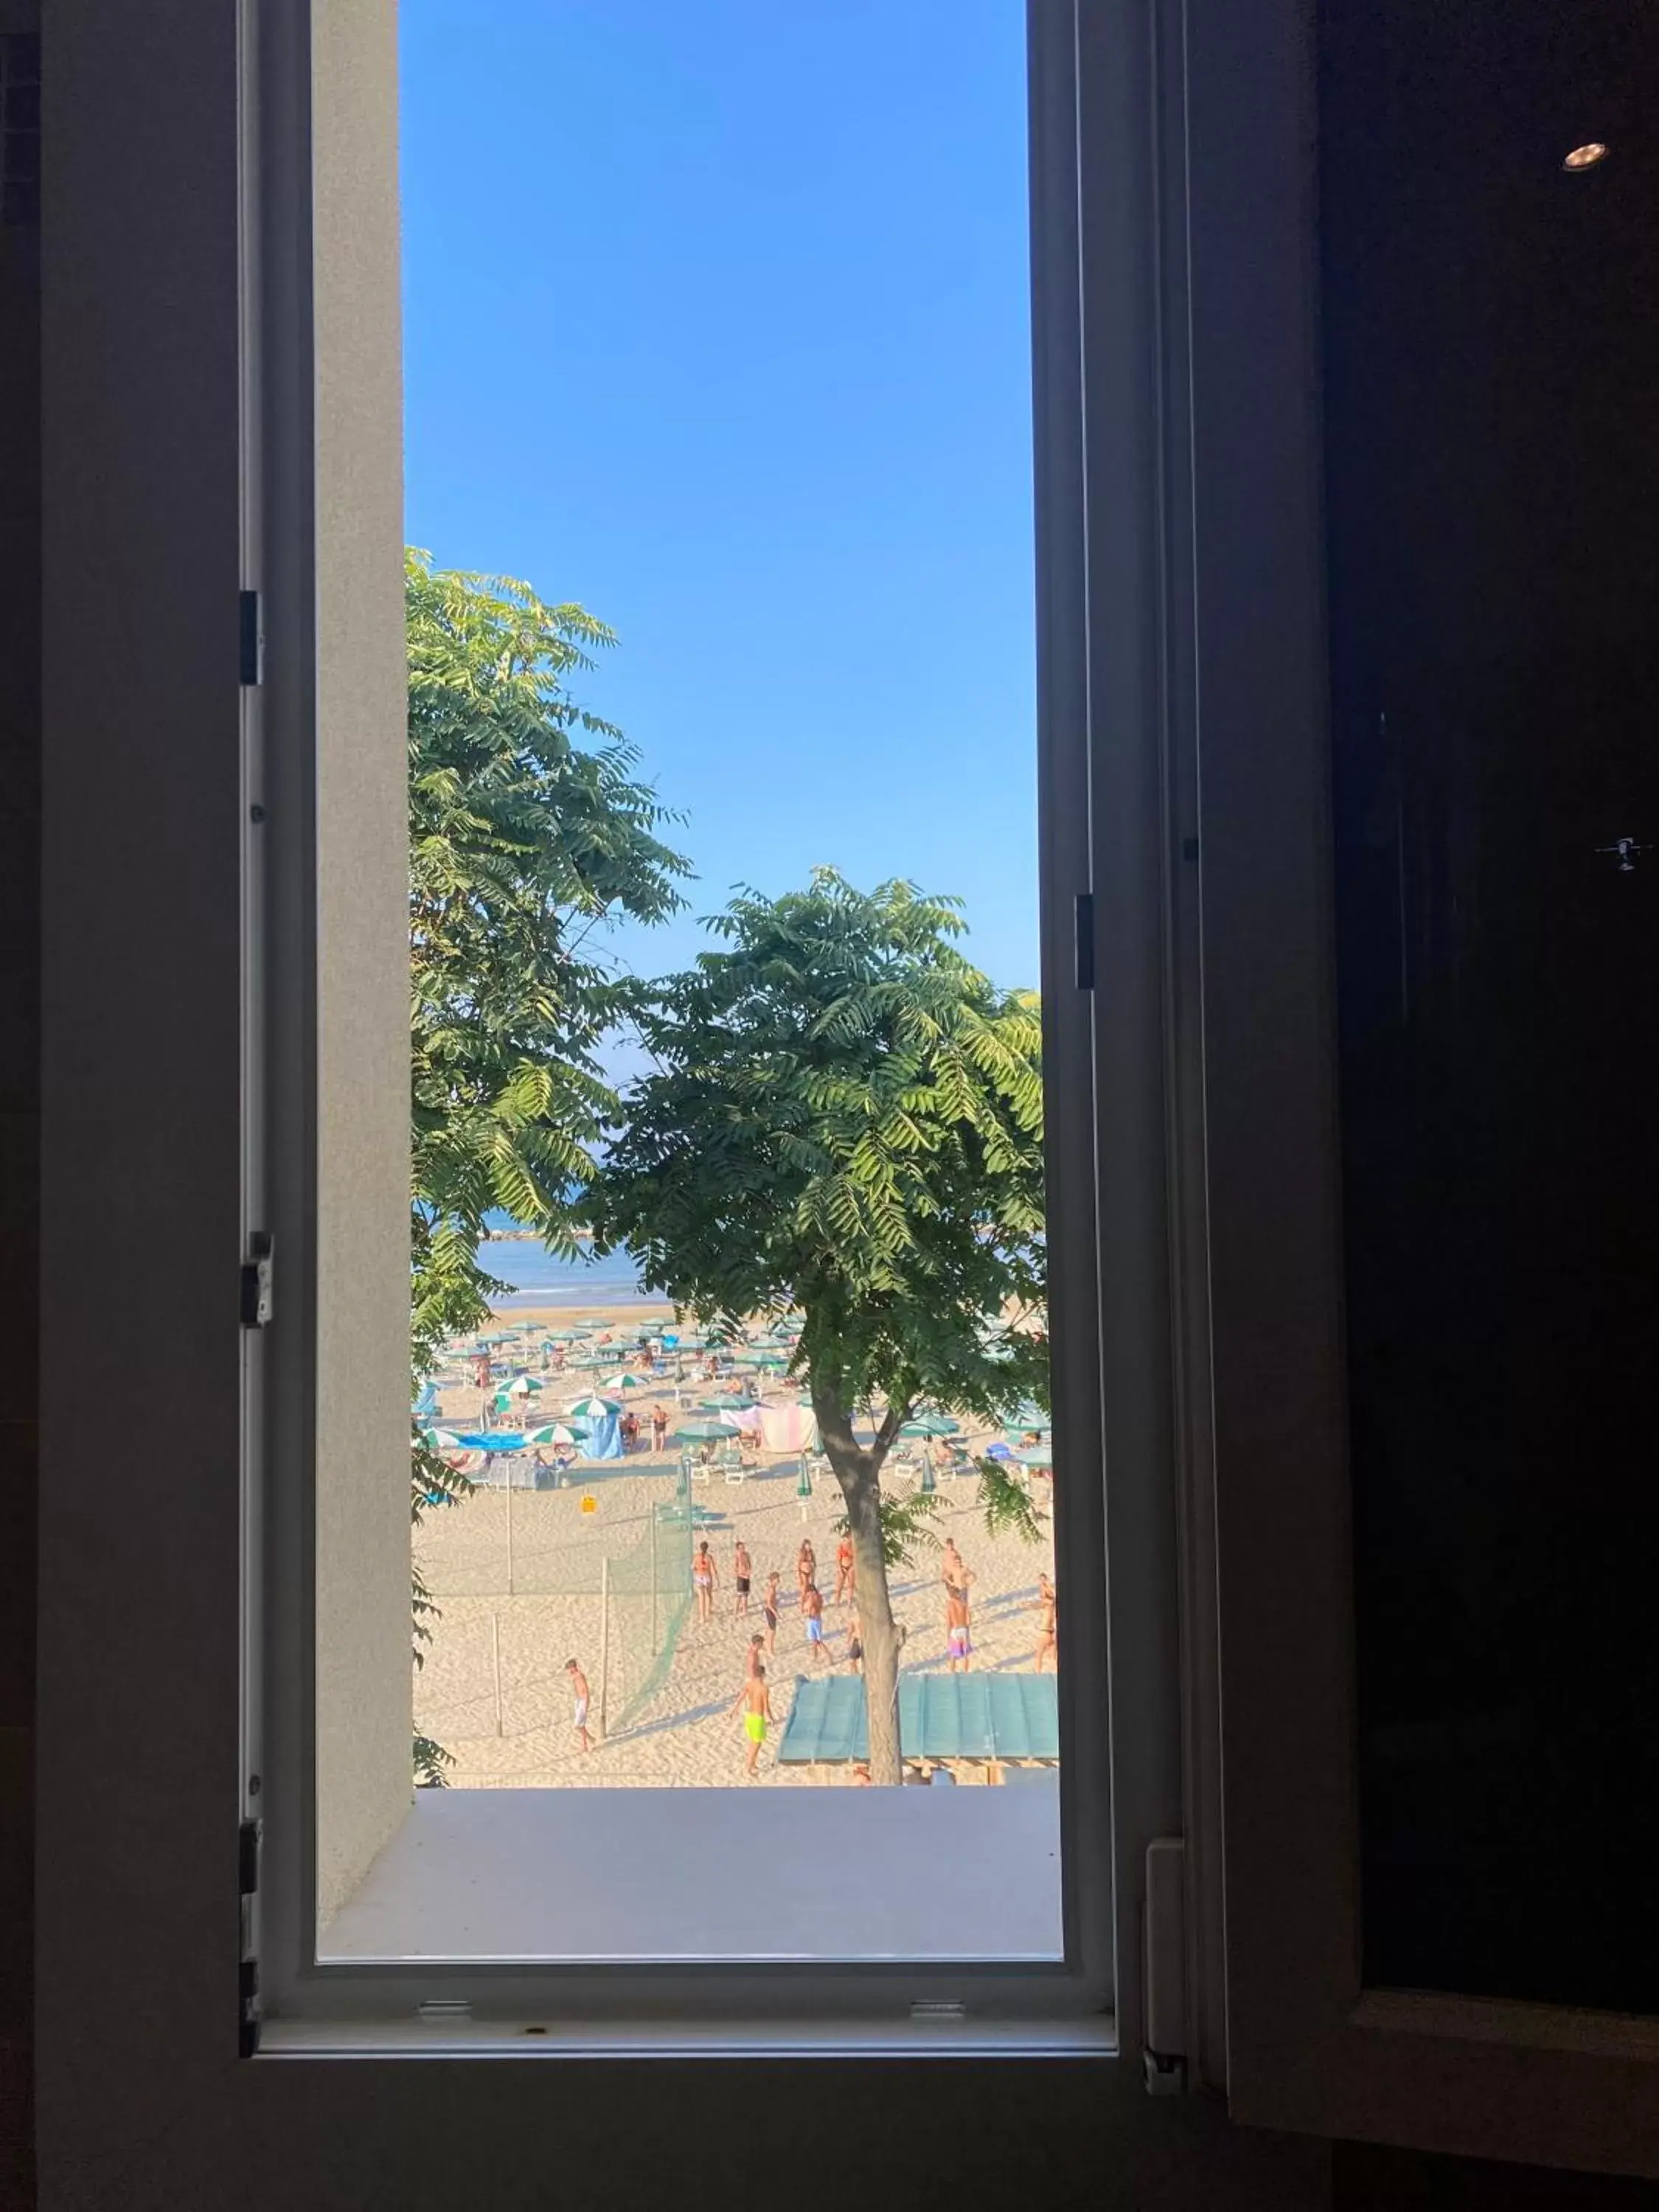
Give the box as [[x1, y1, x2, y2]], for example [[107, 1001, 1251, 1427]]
[[318, 1781, 1066, 1965]]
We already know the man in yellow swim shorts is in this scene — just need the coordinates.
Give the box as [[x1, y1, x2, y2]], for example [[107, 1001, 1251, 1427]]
[[734, 1664, 774, 1778]]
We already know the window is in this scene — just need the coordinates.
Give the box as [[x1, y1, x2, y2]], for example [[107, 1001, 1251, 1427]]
[[36, 0, 1659, 2197]]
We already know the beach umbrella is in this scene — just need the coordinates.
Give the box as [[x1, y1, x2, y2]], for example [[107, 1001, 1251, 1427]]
[[675, 1416, 740, 1441], [504, 1374, 542, 1397], [605, 1370, 650, 1389], [1007, 1405, 1052, 1435], [420, 1427, 468, 1453], [1017, 1444, 1053, 1470], [900, 1413, 956, 1439], [523, 1421, 589, 1448], [565, 1394, 621, 1419]]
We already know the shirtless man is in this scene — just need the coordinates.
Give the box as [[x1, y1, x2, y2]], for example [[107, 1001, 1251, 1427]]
[[762, 1570, 782, 1656], [1033, 1572, 1057, 1672], [651, 1404, 669, 1451], [843, 1608, 863, 1674], [833, 1534, 856, 1605], [733, 1538, 752, 1616], [941, 1537, 976, 1613], [801, 1581, 828, 1665], [692, 1538, 719, 1625], [945, 1587, 973, 1674], [745, 1631, 765, 1680], [796, 1538, 817, 1607], [564, 1658, 593, 1753], [733, 1664, 774, 1777]]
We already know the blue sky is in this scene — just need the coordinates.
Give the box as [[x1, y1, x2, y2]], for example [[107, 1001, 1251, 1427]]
[[401, 0, 1037, 1000]]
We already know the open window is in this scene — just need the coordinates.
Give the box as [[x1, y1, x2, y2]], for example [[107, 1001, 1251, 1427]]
[[35, 0, 1659, 2197]]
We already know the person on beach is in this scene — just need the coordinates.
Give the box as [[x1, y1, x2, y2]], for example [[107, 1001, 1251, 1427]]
[[834, 1534, 856, 1605], [1034, 1572, 1058, 1672], [692, 1538, 719, 1625], [762, 1571, 781, 1655], [651, 1404, 669, 1452], [565, 1658, 593, 1753], [620, 1409, 640, 1455], [946, 1587, 973, 1674], [844, 1609, 863, 1674], [802, 1581, 828, 1664], [796, 1539, 816, 1606], [745, 1631, 765, 1680], [942, 1537, 976, 1612], [733, 1538, 752, 1615], [850, 1761, 872, 1787], [734, 1665, 774, 1777]]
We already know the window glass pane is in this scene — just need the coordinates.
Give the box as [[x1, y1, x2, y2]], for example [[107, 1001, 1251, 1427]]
[[1322, 0, 1659, 2011], [324, 0, 1079, 1968]]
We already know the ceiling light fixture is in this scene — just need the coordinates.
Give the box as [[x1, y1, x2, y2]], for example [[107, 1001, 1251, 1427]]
[[1562, 142, 1609, 171]]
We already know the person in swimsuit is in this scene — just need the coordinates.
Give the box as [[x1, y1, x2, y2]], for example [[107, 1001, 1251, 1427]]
[[565, 1658, 593, 1753], [745, 1632, 765, 1680], [733, 1538, 752, 1616], [834, 1534, 856, 1605], [762, 1570, 782, 1655], [733, 1664, 774, 1777], [796, 1539, 816, 1605], [1034, 1572, 1058, 1672], [802, 1581, 828, 1664], [651, 1404, 669, 1451], [850, 1761, 872, 1787], [843, 1609, 863, 1674], [941, 1538, 976, 1623], [946, 1587, 973, 1673], [692, 1538, 719, 1625]]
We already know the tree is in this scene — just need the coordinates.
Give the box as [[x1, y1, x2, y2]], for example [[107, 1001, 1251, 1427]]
[[589, 869, 1048, 1783], [406, 550, 689, 1770]]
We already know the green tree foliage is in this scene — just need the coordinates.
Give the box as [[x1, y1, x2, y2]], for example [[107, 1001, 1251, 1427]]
[[406, 549, 689, 1775], [589, 869, 1048, 1782]]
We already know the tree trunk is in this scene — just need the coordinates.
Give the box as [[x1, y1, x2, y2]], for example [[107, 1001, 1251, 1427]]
[[812, 1383, 906, 1785]]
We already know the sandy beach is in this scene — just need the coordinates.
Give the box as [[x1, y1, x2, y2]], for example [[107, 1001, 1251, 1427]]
[[414, 1303, 1057, 1788]]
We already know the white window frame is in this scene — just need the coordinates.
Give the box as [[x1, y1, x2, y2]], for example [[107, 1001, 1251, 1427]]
[[248, 0, 1136, 2047]]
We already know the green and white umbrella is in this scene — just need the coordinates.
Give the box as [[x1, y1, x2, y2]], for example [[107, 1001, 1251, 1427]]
[[523, 1420, 590, 1447], [675, 1416, 740, 1441], [565, 1394, 621, 1419], [605, 1371, 650, 1390], [504, 1374, 543, 1396], [901, 1413, 958, 1439], [420, 1428, 468, 1453]]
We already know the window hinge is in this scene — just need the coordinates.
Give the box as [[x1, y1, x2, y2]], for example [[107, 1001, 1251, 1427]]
[[240, 1232, 273, 1328], [910, 2000, 967, 2023], [238, 1817, 262, 2056], [239, 588, 263, 686], [1142, 1836, 1187, 2095], [1074, 891, 1095, 991]]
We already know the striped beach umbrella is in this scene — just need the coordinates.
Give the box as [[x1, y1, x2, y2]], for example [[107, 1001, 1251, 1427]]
[[504, 1374, 543, 1396], [523, 1420, 590, 1447], [565, 1394, 621, 1419], [605, 1371, 649, 1390], [675, 1416, 740, 1441], [420, 1428, 468, 1453]]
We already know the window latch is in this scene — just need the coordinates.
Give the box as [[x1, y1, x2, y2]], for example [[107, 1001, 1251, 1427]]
[[240, 1232, 273, 1329]]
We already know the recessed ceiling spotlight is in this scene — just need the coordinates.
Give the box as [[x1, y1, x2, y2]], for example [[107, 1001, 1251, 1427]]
[[1562, 142, 1609, 171]]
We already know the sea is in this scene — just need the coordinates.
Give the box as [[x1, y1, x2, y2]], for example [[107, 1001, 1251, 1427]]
[[476, 1214, 653, 1308]]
